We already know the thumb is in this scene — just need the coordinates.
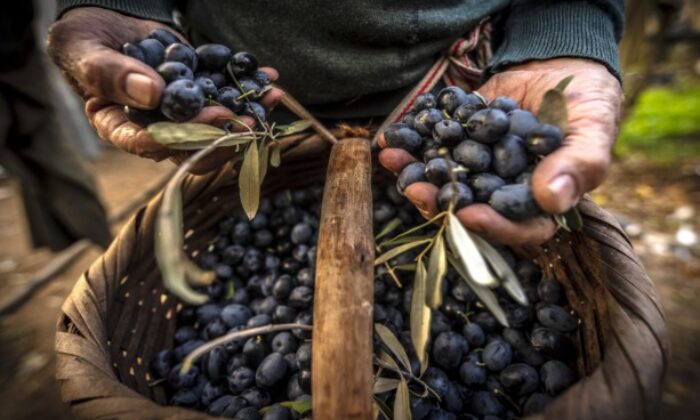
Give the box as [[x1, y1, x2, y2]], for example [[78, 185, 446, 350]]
[[531, 119, 614, 214]]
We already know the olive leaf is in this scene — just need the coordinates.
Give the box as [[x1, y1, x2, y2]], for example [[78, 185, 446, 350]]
[[426, 234, 447, 309], [258, 140, 271, 181], [554, 75, 575, 93], [278, 399, 312, 414], [379, 349, 401, 371], [447, 253, 509, 327], [445, 213, 497, 287], [239, 140, 261, 220], [160, 133, 256, 150], [410, 260, 431, 374], [275, 120, 313, 137], [393, 263, 417, 272], [374, 377, 401, 394], [374, 323, 412, 373], [374, 396, 394, 420], [225, 280, 235, 300], [376, 218, 403, 241], [270, 143, 282, 167], [393, 378, 412, 420], [379, 235, 433, 249], [563, 207, 583, 231], [553, 214, 571, 232], [537, 89, 568, 132], [471, 235, 528, 306], [147, 122, 225, 145], [375, 239, 431, 266], [155, 135, 237, 304]]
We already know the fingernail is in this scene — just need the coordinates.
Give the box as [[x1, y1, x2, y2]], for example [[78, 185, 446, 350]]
[[125, 73, 156, 107], [547, 174, 578, 212]]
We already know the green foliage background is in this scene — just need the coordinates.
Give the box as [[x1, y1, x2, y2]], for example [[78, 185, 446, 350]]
[[617, 84, 700, 162]]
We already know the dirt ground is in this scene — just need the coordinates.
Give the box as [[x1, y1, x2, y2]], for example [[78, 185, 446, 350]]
[[0, 148, 698, 419]]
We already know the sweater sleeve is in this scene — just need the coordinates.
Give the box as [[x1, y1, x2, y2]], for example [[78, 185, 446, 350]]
[[486, 0, 625, 80], [55, 0, 175, 24]]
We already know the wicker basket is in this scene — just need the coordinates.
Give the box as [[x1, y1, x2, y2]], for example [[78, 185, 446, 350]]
[[55, 131, 669, 420]]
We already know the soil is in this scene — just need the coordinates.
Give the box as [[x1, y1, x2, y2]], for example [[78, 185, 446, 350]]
[[0, 149, 698, 419]]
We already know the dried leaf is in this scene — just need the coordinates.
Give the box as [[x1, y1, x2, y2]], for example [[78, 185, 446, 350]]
[[375, 324, 412, 372], [554, 75, 575, 93], [393, 378, 412, 420], [275, 120, 313, 137], [374, 239, 431, 266], [147, 122, 225, 145], [410, 260, 431, 374], [426, 234, 447, 309], [376, 218, 403, 241], [445, 214, 497, 287], [374, 377, 400, 394], [471, 235, 528, 306], [270, 143, 281, 167], [537, 89, 568, 132], [447, 253, 509, 327], [239, 140, 260, 220]]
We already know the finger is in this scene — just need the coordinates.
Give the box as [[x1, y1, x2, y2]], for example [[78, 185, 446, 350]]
[[75, 44, 165, 109], [258, 67, 279, 82], [259, 87, 285, 110], [87, 99, 171, 159], [404, 183, 440, 219], [456, 204, 557, 246], [378, 148, 417, 174], [532, 94, 619, 214], [377, 132, 387, 148]]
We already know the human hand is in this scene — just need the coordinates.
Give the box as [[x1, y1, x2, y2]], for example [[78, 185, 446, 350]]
[[47, 7, 285, 173], [378, 58, 623, 245]]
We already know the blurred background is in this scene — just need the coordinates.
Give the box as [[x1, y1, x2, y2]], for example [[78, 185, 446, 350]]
[[0, 0, 698, 419]]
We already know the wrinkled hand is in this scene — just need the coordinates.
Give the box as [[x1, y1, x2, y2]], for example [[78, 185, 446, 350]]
[[47, 7, 285, 174], [379, 58, 622, 245]]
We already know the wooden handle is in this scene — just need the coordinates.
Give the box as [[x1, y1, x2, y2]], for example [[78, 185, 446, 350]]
[[312, 138, 374, 419]]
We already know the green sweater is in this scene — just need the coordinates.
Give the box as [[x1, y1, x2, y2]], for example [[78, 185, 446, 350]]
[[56, 0, 624, 118]]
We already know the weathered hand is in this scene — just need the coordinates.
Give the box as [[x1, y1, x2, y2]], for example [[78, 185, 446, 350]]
[[379, 58, 623, 245], [47, 7, 285, 174]]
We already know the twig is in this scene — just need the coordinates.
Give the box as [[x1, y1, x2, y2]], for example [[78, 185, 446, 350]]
[[182, 323, 312, 372], [275, 87, 338, 145]]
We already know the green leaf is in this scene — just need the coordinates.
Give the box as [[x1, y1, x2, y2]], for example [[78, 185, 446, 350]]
[[392, 263, 417, 272], [383, 212, 446, 244], [373, 377, 400, 394], [563, 207, 583, 230], [393, 378, 412, 420], [163, 133, 256, 150], [410, 260, 431, 374], [375, 323, 412, 373], [537, 89, 568, 132], [278, 399, 312, 414], [258, 140, 271, 181], [374, 239, 431, 266], [239, 140, 261, 220], [376, 218, 403, 241], [374, 396, 393, 420], [426, 234, 447, 309], [445, 214, 497, 287], [554, 75, 575, 93], [275, 120, 313, 137], [447, 253, 509, 327], [225, 280, 235, 300], [270, 143, 281, 167], [147, 122, 225, 146], [553, 214, 571, 232], [379, 235, 433, 249], [379, 349, 401, 371], [471, 235, 528, 306]]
